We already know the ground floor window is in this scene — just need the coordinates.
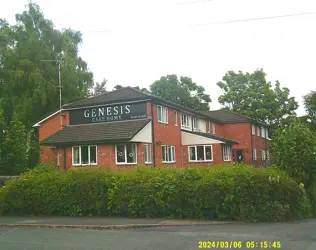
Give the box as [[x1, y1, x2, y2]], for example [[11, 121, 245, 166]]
[[260, 149, 266, 160], [162, 145, 176, 163], [222, 145, 231, 161], [144, 144, 152, 164], [72, 145, 97, 165], [252, 148, 257, 160], [116, 144, 137, 164], [189, 145, 213, 162]]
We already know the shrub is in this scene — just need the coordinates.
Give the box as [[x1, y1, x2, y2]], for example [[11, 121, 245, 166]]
[[0, 164, 312, 221]]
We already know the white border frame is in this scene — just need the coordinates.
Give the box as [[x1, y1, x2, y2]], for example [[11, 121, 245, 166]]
[[188, 145, 213, 162], [72, 145, 98, 166], [157, 105, 168, 124], [115, 143, 138, 165], [222, 144, 231, 161], [144, 144, 152, 164], [161, 145, 176, 163]]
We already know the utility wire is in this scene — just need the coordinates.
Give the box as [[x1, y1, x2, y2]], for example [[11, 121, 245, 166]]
[[189, 11, 316, 26]]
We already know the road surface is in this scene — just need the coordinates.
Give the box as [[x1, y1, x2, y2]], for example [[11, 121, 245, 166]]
[[0, 219, 316, 249]]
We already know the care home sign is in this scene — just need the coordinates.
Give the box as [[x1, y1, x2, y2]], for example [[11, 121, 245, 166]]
[[69, 102, 147, 125]]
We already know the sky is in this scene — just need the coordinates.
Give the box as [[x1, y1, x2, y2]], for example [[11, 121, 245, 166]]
[[1, 0, 316, 116]]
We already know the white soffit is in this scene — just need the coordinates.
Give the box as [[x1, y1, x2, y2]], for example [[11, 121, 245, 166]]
[[130, 121, 152, 143], [181, 131, 223, 145]]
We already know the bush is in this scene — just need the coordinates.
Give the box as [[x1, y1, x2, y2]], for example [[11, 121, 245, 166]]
[[0, 164, 312, 221]]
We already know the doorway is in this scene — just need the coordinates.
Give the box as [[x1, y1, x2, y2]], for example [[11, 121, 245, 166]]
[[234, 150, 243, 164]]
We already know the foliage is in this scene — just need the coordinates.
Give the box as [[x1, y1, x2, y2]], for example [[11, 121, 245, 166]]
[[90, 78, 107, 96], [113, 84, 123, 90], [0, 164, 312, 221], [270, 120, 316, 188], [303, 90, 316, 129], [150, 74, 212, 111], [217, 69, 298, 131], [0, 3, 93, 174]]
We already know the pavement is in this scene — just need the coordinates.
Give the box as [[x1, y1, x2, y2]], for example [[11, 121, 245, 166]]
[[0, 218, 316, 249], [0, 216, 235, 230]]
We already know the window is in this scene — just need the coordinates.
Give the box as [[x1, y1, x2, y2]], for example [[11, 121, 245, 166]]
[[252, 148, 257, 160], [116, 144, 137, 164], [162, 145, 176, 163], [144, 144, 152, 164], [157, 105, 168, 124], [206, 121, 211, 133], [174, 111, 178, 126], [251, 124, 255, 135], [261, 127, 265, 138], [222, 145, 231, 161], [181, 113, 190, 128], [188, 145, 213, 162], [267, 150, 270, 160], [72, 145, 97, 166], [260, 149, 266, 160], [265, 128, 269, 139], [212, 122, 216, 134], [257, 126, 260, 136], [192, 117, 199, 129]]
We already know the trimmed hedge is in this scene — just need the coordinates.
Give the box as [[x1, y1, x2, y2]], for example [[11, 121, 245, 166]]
[[0, 164, 312, 221]]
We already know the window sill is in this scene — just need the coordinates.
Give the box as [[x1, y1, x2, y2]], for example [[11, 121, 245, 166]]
[[116, 162, 137, 165], [162, 161, 176, 164], [158, 121, 168, 124], [223, 159, 231, 162], [72, 164, 98, 166], [145, 162, 152, 164], [189, 160, 213, 163]]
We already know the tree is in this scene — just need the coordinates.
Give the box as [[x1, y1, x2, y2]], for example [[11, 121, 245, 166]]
[[303, 90, 316, 128], [90, 78, 107, 96], [270, 120, 316, 188], [113, 84, 123, 90], [150, 75, 211, 111], [217, 69, 298, 130], [133, 86, 151, 94]]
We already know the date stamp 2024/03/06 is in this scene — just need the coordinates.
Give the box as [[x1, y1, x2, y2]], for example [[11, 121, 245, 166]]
[[198, 241, 282, 249]]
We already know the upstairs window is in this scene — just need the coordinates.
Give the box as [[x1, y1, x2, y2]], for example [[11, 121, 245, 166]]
[[174, 111, 178, 126], [257, 126, 260, 136], [251, 124, 255, 135], [206, 121, 211, 133], [192, 117, 199, 129], [158, 105, 168, 124], [265, 128, 269, 139], [261, 127, 265, 138], [212, 122, 216, 134], [181, 113, 190, 128]]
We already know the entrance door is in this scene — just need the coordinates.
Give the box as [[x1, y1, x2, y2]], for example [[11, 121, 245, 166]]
[[235, 150, 243, 164]]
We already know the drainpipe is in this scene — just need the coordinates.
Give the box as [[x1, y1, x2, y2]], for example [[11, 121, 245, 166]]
[[250, 123, 254, 167], [151, 102, 156, 167]]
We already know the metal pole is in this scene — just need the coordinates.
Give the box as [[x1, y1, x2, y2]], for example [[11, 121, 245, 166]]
[[58, 61, 62, 130]]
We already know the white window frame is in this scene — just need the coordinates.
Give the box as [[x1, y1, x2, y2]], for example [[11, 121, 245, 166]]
[[181, 113, 190, 128], [72, 145, 98, 166], [206, 121, 211, 133], [251, 124, 255, 135], [157, 105, 168, 124], [252, 148, 257, 160], [212, 122, 216, 135], [174, 111, 178, 126], [115, 144, 137, 165], [261, 149, 266, 160], [144, 144, 152, 164], [162, 145, 176, 163], [257, 126, 260, 136], [261, 127, 265, 138], [188, 145, 213, 162], [222, 145, 231, 161], [265, 128, 269, 139]]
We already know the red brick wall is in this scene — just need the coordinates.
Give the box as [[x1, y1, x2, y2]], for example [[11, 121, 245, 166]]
[[150, 103, 182, 167], [251, 125, 270, 167]]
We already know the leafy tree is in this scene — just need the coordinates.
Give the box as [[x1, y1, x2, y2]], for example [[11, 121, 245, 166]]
[[113, 84, 123, 90], [90, 78, 107, 96], [270, 120, 316, 188], [150, 74, 211, 111], [303, 90, 316, 128], [133, 86, 151, 94], [0, 113, 27, 175], [217, 69, 298, 130]]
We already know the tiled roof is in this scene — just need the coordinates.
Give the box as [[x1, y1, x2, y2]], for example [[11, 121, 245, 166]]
[[202, 109, 251, 123], [63, 87, 149, 109], [41, 118, 151, 146], [182, 129, 238, 145]]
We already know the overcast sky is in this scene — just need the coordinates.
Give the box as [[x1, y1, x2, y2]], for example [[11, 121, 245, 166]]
[[1, 0, 316, 115]]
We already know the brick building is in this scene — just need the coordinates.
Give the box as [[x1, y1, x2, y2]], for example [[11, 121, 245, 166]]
[[34, 87, 270, 170]]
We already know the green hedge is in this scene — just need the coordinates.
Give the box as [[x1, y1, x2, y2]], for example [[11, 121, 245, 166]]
[[0, 164, 312, 221]]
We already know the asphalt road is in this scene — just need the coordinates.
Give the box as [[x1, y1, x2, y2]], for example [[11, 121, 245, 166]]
[[0, 219, 316, 250]]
